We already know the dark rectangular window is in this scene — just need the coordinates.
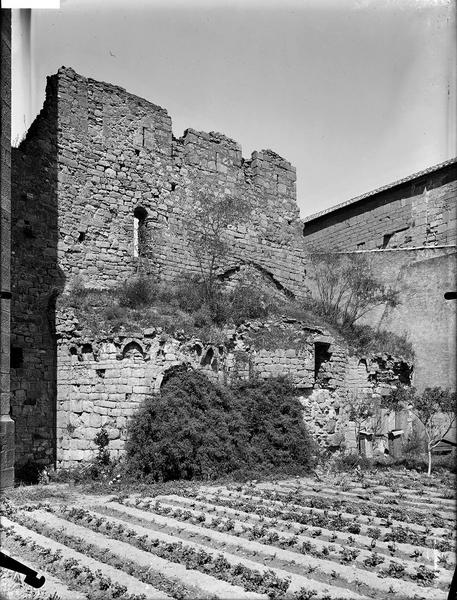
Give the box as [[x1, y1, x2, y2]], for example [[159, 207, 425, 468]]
[[11, 347, 23, 369]]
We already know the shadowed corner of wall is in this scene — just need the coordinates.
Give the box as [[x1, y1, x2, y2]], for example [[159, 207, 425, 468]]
[[10, 78, 66, 475]]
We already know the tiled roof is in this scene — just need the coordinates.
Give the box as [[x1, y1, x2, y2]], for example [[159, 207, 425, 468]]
[[303, 157, 457, 223]]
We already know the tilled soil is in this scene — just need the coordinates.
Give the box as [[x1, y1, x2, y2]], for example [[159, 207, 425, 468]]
[[1, 473, 455, 600]]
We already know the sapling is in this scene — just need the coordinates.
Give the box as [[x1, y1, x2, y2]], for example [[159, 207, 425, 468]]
[[307, 248, 399, 327], [383, 386, 456, 476], [182, 180, 252, 304]]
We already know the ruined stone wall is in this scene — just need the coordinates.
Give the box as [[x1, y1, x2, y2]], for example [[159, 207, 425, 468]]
[[302, 161, 457, 251], [0, 8, 15, 488], [299, 342, 412, 451], [10, 75, 63, 466], [55, 316, 321, 466], [49, 67, 307, 296], [55, 314, 410, 467], [9, 67, 311, 467]]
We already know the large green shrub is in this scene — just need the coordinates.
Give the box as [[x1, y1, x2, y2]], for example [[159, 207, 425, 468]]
[[235, 377, 316, 470], [124, 368, 246, 481], [124, 370, 316, 481]]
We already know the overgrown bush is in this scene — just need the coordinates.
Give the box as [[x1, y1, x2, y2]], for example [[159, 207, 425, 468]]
[[329, 452, 373, 472], [159, 274, 278, 326], [63, 271, 412, 362], [117, 276, 158, 308], [340, 322, 414, 360], [402, 428, 426, 456], [124, 370, 316, 481], [235, 377, 317, 471], [225, 282, 278, 325], [157, 275, 207, 313], [302, 298, 414, 360], [432, 453, 457, 473]]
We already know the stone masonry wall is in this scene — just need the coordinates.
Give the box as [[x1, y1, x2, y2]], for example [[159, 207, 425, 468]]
[[48, 67, 308, 296], [10, 67, 310, 467], [302, 160, 456, 251], [356, 247, 457, 392], [0, 8, 15, 488], [56, 313, 411, 467], [10, 75, 63, 467]]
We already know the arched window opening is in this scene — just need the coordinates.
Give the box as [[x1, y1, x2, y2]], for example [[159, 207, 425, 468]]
[[201, 348, 214, 367], [133, 206, 148, 258], [122, 341, 145, 361]]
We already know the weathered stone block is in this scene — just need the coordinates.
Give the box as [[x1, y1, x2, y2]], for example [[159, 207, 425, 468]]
[[89, 413, 102, 428], [107, 427, 120, 440]]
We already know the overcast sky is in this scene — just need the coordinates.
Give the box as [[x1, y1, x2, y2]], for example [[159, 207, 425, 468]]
[[12, 0, 456, 218]]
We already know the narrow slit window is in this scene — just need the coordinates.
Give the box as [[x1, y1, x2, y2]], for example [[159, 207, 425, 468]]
[[133, 206, 148, 257], [142, 126, 154, 149]]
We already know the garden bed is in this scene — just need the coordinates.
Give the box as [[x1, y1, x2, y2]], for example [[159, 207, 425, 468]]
[[1, 470, 455, 599]]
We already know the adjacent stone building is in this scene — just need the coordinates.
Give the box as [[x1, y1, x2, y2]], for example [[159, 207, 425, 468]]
[[302, 159, 456, 251], [302, 160, 457, 392]]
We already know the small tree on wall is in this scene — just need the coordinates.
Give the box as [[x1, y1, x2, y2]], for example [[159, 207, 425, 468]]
[[383, 386, 456, 476], [183, 182, 252, 303], [308, 249, 399, 328]]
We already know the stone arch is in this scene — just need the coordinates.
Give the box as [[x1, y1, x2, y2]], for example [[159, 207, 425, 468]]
[[121, 340, 145, 360], [81, 343, 93, 356]]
